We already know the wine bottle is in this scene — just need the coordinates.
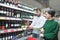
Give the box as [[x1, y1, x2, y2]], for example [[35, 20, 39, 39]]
[[14, 0, 18, 7], [3, 0, 5, 3], [1, 21, 5, 29], [6, 0, 9, 5], [7, 0, 11, 6], [6, 8, 10, 17], [12, 0, 14, 7], [0, 6, 2, 10], [1, 0, 4, 3], [6, 2, 9, 6], [3, 0, 6, 5], [1, 7, 4, 16], [0, 0, 2, 3], [11, 9, 14, 17], [5, 23, 8, 29]]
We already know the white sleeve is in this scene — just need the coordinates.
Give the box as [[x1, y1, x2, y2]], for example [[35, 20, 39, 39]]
[[38, 17, 46, 28], [30, 17, 36, 27], [34, 17, 46, 28], [30, 19, 35, 26], [39, 19, 46, 28]]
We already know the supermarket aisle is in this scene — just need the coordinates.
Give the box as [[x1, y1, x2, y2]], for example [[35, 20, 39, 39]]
[[17, 36, 28, 40], [16, 30, 60, 40]]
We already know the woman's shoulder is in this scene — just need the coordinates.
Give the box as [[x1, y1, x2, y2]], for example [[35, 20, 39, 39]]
[[53, 20, 59, 25]]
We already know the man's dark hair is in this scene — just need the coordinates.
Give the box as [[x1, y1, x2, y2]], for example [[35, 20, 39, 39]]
[[34, 8, 41, 11]]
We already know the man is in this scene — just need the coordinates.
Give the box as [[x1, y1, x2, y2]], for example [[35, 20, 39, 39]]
[[40, 9, 59, 40], [28, 8, 47, 40]]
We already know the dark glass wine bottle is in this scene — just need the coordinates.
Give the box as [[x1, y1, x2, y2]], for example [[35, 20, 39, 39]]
[[1, 0, 4, 3], [0, 0, 2, 3]]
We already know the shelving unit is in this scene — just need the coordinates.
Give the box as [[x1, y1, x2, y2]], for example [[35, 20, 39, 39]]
[[0, 0, 35, 40]]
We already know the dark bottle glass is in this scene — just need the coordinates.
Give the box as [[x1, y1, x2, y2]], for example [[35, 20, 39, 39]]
[[7, 0, 12, 6], [0, 0, 2, 3], [0, 6, 2, 10], [1, 21, 5, 29], [1, 0, 4, 3], [11, 9, 14, 17], [0, 7, 6, 16]]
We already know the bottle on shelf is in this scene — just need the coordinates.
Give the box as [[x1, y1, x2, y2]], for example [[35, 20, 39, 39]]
[[4, 1, 6, 5], [12, 0, 15, 7], [8, 23, 11, 29], [0, 0, 4, 3], [3, 7, 6, 11], [6, 8, 8, 17], [5, 0, 8, 3], [0, 6, 2, 10], [0, 21, 2, 29], [3, 7, 7, 16], [0, 7, 5, 16], [10, 23, 13, 28], [6, 9, 12, 17], [3, 0, 6, 4], [7, 0, 12, 7], [9, 9, 11, 17], [1, 21, 5, 30], [5, 23, 8, 29], [6, 8, 12, 17], [15, 24, 20, 28], [0, 0, 2, 3], [11, 9, 14, 17], [1, 0, 4, 3], [4, 0, 10, 6], [13, 0, 18, 7], [6, 2, 9, 6]]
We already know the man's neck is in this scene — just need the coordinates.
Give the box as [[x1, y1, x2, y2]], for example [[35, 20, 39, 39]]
[[37, 15, 41, 17]]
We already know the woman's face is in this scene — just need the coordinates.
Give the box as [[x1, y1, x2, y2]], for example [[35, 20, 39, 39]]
[[44, 12, 51, 19]]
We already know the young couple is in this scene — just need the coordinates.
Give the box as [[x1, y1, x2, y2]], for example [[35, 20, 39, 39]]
[[27, 8, 59, 40]]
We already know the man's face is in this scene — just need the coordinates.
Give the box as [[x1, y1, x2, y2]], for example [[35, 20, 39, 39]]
[[35, 10, 41, 16]]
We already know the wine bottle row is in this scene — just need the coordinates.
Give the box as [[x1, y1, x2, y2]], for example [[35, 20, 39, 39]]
[[0, 31, 23, 40], [0, 0, 18, 7], [0, 20, 21, 29], [0, 6, 21, 17]]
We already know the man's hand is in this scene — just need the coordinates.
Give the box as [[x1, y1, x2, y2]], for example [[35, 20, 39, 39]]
[[26, 26, 33, 30], [40, 28, 44, 33]]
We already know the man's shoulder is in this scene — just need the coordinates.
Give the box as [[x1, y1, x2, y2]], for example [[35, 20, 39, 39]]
[[33, 16, 37, 19], [39, 15, 44, 18], [40, 16, 47, 20]]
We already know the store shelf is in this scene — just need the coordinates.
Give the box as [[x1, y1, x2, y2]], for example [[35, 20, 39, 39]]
[[0, 28, 26, 34], [0, 16, 21, 20], [0, 1, 34, 39], [0, 16, 33, 21], [18, 4, 33, 11], [22, 18, 33, 21], [0, 3, 35, 13]]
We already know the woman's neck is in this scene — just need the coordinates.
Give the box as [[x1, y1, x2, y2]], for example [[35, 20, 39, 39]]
[[48, 17, 53, 20]]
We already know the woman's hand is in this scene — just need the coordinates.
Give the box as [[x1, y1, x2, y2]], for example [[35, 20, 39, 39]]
[[40, 34, 44, 37], [40, 28, 44, 33]]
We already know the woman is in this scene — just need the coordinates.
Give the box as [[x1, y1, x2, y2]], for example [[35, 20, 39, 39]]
[[40, 9, 59, 40]]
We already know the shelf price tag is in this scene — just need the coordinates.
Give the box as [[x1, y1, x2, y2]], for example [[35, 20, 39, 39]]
[[11, 29, 14, 32], [4, 30, 8, 33]]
